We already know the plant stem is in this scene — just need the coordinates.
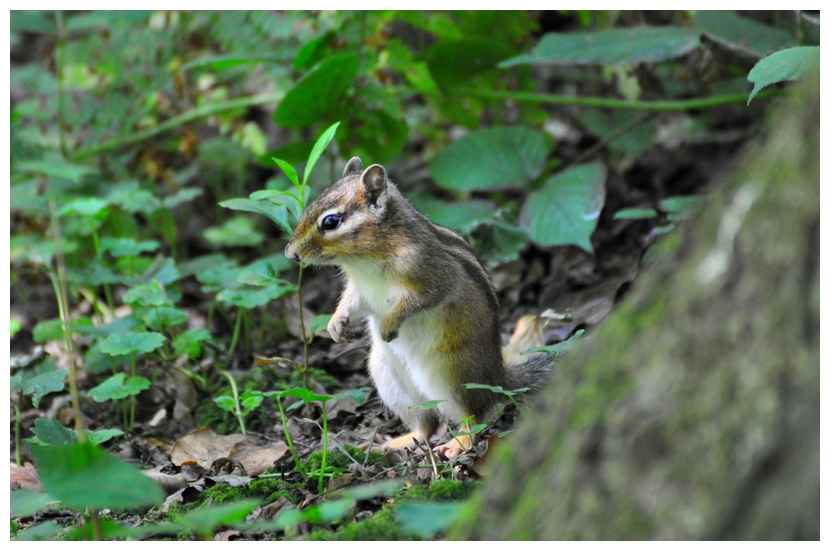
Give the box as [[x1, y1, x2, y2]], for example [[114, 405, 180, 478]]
[[221, 371, 246, 434], [227, 307, 243, 363], [13, 402, 21, 465], [319, 402, 328, 494], [277, 397, 306, 480], [130, 351, 137, 432], [74, 92, 283, 159], [297, 265, 310, 388], [456, 87, 784, 111], [54, 10, 69, 159]]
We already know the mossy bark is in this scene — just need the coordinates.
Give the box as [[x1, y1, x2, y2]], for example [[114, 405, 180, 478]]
[[454, 70, 819, 540]]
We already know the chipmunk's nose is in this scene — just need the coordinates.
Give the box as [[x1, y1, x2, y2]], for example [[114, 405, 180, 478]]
[[284, 243, 300, 262]]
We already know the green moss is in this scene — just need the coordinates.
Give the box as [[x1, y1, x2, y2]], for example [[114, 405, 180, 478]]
[[300, 445, 389, 474], [200, 483, 244, 505], [429, 478, 479, 501], [305, 506, 420, 541], [247, 478, 302, 504]]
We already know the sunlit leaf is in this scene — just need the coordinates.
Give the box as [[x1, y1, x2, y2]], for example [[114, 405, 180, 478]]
[[87, 373, 151, 402]]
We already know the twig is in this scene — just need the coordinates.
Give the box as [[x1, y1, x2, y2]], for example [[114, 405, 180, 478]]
[[798, 11, 820, 27], [567, 111, 658, 168], [54, 11, 69, 159]]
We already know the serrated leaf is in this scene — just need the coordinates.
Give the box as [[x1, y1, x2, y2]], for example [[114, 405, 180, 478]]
[[98, 332, 166, 356], [520, 163, 607, 252], [747, 46, 819, 104], [13, 368, 68, 408], [218, 198, 293, 234], [431, 126, 550, 191], [240, 393, 264, 413], [501, 27, 701, 67], [31, 441, 164, 510], [27, 418, 77, 447], [216, 283, 296, 309], [273, 54, 358, 128], [214, 395, 237, 413], [172, 328, 213, 359], [304, 121, 341, 185]]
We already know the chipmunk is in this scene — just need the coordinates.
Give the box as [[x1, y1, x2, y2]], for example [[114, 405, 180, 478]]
[[284, 157, 551, 455]]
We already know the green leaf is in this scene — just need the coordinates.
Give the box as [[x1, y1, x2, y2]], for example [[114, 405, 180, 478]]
[[501, 27, 701, 67], [272, 158, 300, 188], [87, 373, 151, 402], [12, 520, 64, 541], [19, 156, 97, 184], [525, 329, 585, 356], [11, 490, 59, 518], [408, 400, 446, 410], [470, 220, 529, 269], [304, 121, 341, 185], [614, 207, 658, 220], [273, 54, 359, 128], [294, 31, 336, 70], [216, 283, 296, 309], [424, 38, 515, 89], [101, 237, 160, 257], [237, 261, 283, 287], [123, 282, 170, 307], [161, 188, 202, 209], [27, 418, 76, 447], [659, 195, 704, 213], [98, 332, 166, 356], [179, 499, 260, 532], [58, 197, 109, 216], [219, 198, 293, 234], [203, 216, 265, 248], [463, 383, 529, 397], [694, 11, 795, 56], [310, 314, 332, 337], [349, 107, 409, 164], [214, 395, 237, 413], [13, 368, 68, 408], [31, 441, 164, 510], [330, 387, 371, 406], [520, 163, 607, 252], [172, 328, 213, 359], [396, 502, 464, 537], [141, 307, 187, 331], [408, 192, 496, 232], [747, 46, 819, 104], [32, 318, 93, 343], [74, 316, 142, 337], [240, 393, 265, 413], [430, 126, 550, 191], [11, 318, 22, 338]]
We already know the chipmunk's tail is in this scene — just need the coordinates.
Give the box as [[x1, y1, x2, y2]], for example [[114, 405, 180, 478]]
[[503, 315, 554, 392]]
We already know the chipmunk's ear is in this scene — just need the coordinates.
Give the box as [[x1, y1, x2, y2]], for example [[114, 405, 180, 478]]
[[343, 156, 363, 178], [360, 164, 388, 209]]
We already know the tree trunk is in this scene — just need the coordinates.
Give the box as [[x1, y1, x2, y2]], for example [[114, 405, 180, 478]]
[[455, 69, 819, 540]]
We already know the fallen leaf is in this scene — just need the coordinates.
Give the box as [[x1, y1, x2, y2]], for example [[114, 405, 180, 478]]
[[10, 462, 42, 492], [170, 427, 256, 470], [227, 441, 289, 476]]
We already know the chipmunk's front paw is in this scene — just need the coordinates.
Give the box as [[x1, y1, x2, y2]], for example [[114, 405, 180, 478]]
[[379, 319, 399, 342], [327, 313, 351, 343]]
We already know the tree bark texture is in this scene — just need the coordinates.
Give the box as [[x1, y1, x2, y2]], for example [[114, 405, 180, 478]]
[[455, 69, 819, 540]]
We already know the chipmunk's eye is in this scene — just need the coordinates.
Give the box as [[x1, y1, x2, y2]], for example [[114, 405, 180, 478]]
[[320, 214, 342, 232]]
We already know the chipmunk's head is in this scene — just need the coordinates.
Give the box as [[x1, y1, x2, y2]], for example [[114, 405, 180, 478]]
[[285, 156, 394, 265]]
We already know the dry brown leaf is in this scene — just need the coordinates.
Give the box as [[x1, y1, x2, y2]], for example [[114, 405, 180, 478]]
[[10, 462, 42, 492], [226, 441, 289, 476], [170, 368, 197, 421], [169, 427, 256, 469]]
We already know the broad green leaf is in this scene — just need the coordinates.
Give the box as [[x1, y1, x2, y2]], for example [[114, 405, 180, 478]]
[[75, 316, 142, 337], [470, 220, 529, 268], [747, 46, 819, 104], [501, 27, 701, 67], [273, 54, 358, 128], [141, 307, 187, 331], [196, 265, 245, 293], [32, 318, 93, 343], [123, 282, 170, 307], [87, 373, 151, 402], [396, 501, 464, 537], [272, 158, 300, 188], [216, 283, 296, 309], [424, 38, 515, 89], [614, 207, 658, 220], [214, 395, 237, 413], [11, 490, 59, 518], [27, 418, 77, 447], [219, 198, 293, 234], [294, 31, 336, 70], [304, 121, 341, 185], [203, 216, 265, 248], [520, 163, 607, 252], [310, 314, 332, 336], [98, 332, 166, 356], [694, 11, 795, 56], [12, 368, 68, 408], [349, 107, 408, 164], [430, 126, 550, 191], [237, 262, 290, 287], [101, 237, 160, 257], [173, 328, 213, 358], [31, 441, 164, 510], [58, 197, 109, 216]]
